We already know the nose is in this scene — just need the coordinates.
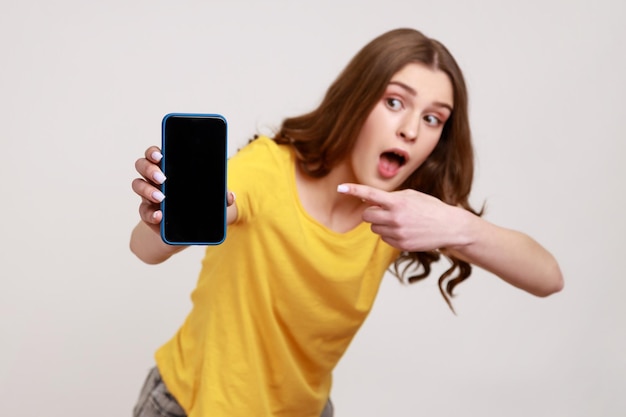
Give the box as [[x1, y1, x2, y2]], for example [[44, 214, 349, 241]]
[[398, 115, 419, 142]]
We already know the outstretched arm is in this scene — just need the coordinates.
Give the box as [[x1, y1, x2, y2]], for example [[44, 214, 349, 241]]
[[337, 183, 563, 296]]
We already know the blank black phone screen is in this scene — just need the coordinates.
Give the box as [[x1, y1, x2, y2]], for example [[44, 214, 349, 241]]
[[161, 114, 227, 245]]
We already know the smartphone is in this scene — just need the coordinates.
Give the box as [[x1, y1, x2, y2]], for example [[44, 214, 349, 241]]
[[160, 113, 227, 245]]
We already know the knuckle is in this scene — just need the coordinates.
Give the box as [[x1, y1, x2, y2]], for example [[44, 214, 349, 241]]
[[134, 158, 144, 172], [145, 146, 160, 159], [139, 203, 158, 223], [365, 188, 377, 200], [131, 178, 145, 194]]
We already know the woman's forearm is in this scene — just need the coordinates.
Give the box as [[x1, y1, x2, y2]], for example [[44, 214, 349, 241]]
[[129, 221, 187, 265], [448, 211, 564, 296]]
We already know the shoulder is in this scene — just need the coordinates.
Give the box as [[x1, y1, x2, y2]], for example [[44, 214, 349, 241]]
[[228, 136, 295, 221], [230, 136, 290, 170], [230, 136, 293, 178], [233, 135, 286, 160]]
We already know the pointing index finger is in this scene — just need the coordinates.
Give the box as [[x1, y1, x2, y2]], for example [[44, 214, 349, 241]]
[[337, 183, 391, 208]]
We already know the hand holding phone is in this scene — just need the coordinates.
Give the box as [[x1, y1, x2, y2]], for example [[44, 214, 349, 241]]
[[161, 113, 228, 245]]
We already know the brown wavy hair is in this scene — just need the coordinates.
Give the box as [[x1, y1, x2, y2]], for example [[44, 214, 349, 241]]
[[273, 28, 482, 311]]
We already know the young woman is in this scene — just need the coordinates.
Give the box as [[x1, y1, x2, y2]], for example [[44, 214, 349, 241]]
[[130, 28, 563, 417]]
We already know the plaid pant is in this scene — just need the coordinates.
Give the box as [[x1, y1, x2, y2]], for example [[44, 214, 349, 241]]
[[133, 367, 334, 417]]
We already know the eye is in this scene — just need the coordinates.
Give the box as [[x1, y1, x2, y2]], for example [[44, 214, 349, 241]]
[[424, 114, 442, 127], [385, 98, 403, 111]]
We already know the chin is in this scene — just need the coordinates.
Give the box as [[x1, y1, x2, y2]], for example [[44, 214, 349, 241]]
[[362, 177, 402, 192]]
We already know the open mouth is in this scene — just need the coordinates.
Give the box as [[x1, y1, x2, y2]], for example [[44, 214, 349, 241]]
[[381, 151, 407, 166], [378, 150, 408, 178]]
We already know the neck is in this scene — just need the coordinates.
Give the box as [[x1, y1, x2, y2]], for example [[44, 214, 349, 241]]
[[295, 161, 365, 233]]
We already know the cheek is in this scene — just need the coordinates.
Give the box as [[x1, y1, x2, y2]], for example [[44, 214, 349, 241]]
[[352, 120, 381, 158], [413, 136, 440, 165], [356, 117, 378, 145]]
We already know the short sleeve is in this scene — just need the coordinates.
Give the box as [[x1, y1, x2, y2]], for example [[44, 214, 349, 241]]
[[227, 137, 292, 225]]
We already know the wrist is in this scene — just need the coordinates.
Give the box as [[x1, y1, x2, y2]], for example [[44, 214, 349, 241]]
[[447, 206, 479, 250]]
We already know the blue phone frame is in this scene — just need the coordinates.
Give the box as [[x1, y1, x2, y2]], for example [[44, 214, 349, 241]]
[[160, 112, 228, 245]]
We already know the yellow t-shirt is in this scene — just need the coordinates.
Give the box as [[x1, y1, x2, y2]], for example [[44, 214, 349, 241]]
[[155, 137, 400, 416]]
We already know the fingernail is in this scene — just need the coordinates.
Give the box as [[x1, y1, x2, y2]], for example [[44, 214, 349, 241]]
[[151, 151, 163, 162], [337, 184, 349, 193], [153, 172, 166, 184], [152, 190, 165, 202], [230, 191, 236, 201]]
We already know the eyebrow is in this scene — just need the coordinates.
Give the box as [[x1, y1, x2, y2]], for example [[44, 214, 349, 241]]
[[388, 80, 453, 112]]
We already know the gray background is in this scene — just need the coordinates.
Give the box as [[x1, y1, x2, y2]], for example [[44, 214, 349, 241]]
[[1, 0, 624, 416]]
